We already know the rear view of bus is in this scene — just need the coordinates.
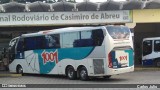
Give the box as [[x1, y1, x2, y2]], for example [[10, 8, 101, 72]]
[[105, 25, 134, 75]]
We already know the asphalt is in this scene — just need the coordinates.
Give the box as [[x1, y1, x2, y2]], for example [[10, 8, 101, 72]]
[[0, 66, 160, 77]]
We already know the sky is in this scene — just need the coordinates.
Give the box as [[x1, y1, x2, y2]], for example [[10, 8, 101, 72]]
[[76, 0, 126, 2]]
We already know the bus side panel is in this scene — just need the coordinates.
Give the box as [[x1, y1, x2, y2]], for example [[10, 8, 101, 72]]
[[49, 46, 106, 75], [142, 52, 160, 66], [25, 46, 105, 75], [24, 50, 40, 73], [9, 59, 28, 73]]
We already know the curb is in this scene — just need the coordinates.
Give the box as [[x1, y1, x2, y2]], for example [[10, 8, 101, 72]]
[[0, 74, 22, 77], [135, 67, 160, 71]]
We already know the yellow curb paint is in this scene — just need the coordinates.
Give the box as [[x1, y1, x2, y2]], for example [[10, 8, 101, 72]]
[[135, 68, 160, 71], [0, 74, 22, 77]]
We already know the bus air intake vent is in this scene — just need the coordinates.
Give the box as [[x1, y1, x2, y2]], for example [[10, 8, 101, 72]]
[[93, 59, 104, 74]]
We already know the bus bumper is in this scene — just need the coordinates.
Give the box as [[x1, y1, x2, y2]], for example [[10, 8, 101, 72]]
[[88, 66, 134, 77], [108, 65, 134, 75]]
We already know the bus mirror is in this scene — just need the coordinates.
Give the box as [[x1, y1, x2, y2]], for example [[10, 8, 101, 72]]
[[3, 48, 6, 53]]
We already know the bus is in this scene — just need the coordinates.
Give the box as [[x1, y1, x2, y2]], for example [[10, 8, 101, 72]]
[[8, 25, 134, 80], [142, 37, 160, 67]]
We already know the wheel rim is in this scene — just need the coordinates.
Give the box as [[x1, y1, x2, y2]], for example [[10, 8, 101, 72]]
[[18, 67, 23, 74], [68, 69, 73, 78], [157, 61, 160, 67], [80, 70, 87, 79]]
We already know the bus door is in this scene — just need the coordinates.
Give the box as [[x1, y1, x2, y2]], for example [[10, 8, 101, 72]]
[[16, 37, 25, 59], [8, 37, 19, 63]]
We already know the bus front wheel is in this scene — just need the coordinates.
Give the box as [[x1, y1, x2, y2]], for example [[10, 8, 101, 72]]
[[66, 66, 77, 80], [17, 65, 23, 74], [79, 67, 89, 81]]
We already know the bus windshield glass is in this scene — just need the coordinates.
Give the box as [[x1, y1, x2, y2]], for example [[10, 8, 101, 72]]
[[143, 40, 152, 56], [106, 26, 130, 39]]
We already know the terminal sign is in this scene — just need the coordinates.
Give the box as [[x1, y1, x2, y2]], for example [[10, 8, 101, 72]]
[[0, 10, 132, 26]]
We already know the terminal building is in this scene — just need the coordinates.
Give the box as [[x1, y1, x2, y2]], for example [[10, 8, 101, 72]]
[[0, 0, 160, 68]]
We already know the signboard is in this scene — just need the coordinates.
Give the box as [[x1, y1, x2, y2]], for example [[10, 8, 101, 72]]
[[0, 10, 132, 26]]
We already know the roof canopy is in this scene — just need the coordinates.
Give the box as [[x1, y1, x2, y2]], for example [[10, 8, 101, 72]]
[[2, 2, 25, 12], [99, 1, 121, 11], [1, 1, 160, 12], [27, 1, 50, 12], [76, 1, 98, 11], [122, 1, 144, 10], [52, 2, 74, 11], [144, 0, 160, 9]]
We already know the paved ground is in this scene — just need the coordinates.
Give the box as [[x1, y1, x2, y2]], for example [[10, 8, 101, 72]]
[[1, 69, 160, 90], [0, 70, 160, 84]]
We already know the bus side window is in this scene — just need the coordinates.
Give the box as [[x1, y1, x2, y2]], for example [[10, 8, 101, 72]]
[[92, 29, 104, 46], [143, 40, 152, 56], [24, 36, 46, 51], [61, 32, 79, 48], [36, 36, 46, 49], [154, 40, 160, 52], [77, 30, 93, 47], [45, 34, 60, 49], [24, 37, 36, 51]]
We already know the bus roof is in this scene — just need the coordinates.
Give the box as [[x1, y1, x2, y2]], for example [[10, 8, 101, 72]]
[[21, 26, 105, 37], [21, 25, 127, 38], [143, 37, 160, 41]]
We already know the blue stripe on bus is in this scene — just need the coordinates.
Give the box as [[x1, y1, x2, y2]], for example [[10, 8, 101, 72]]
[[142, 59, 153, 66], [33, 47, 95, 74], [125, 49, 134, 66]]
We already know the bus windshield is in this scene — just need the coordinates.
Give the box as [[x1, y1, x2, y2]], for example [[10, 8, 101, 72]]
[[143, 40, 152, 56], [106, 26, 130, 39]]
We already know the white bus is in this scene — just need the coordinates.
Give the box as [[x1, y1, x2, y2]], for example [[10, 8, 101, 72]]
[[142, 37, 160, 67], [8, 25, 134, 80]]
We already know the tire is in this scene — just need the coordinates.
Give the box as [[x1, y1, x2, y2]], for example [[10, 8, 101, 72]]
[[154, 60, 160, 67], [66, 66, 77, 80], [17, 66, 23, 74], [79, 67, 89, 81], [103, 75, 111, 79]]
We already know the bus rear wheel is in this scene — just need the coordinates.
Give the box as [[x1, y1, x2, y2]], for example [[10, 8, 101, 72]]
[[155, 60, 160, 67], [66, 66, 77, 80], [17, 65, 23, 74], [79, 67, 89, 81], [103, 75, 111, 79]]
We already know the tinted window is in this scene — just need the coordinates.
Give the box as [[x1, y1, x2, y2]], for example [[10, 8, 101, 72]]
[[74, 30, 93, 47], [61, 32, 80, 48], [73, 29, 104, 47], [92, 29, 104, 46], [45, 34, 60, 49], [143, 40, 152, 56], [24, 36, 46, 51], [17, 38, 24, 52], [154, 40, 160, 52]]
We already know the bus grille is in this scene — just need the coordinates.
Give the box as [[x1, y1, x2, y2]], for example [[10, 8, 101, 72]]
[[93, 59, 104, 74]]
